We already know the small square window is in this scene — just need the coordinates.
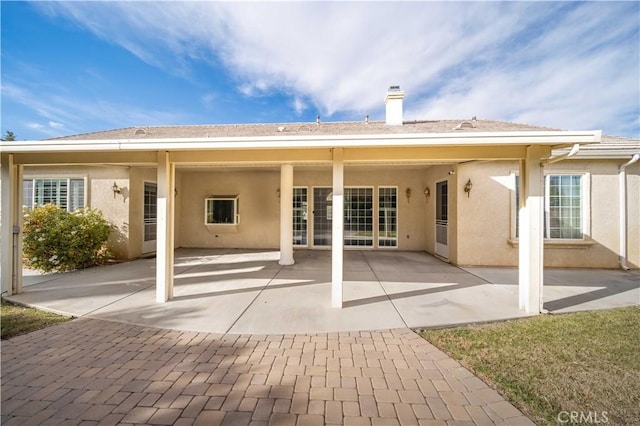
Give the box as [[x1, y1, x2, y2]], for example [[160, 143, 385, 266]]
[[205, 196, 239, 225]]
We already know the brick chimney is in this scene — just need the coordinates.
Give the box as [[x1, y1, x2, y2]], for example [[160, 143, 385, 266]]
[[385, 85, 404, 125]]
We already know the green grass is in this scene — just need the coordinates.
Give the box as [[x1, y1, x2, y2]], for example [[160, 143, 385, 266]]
[[1, 298, 72, 339], [420, 307, 640, 425]]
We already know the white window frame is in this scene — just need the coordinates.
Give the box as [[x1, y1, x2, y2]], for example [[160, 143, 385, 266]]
[[292, 186, 309, 247], [377, 186, 398, 249], [510, 171, 591, 241], [205, 196, 239, 225], [311, 186, 333, 248], [344, 186, 374, 248], [142, 181, 157, 253], [23, 177, 87, 212]]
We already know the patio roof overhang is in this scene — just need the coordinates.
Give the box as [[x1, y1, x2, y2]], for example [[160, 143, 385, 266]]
[[2, 130, 602, 166], [1, 129, 603, 316]]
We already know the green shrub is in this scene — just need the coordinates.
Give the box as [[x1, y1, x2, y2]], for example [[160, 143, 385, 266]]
[[23, 205, 114, 272]]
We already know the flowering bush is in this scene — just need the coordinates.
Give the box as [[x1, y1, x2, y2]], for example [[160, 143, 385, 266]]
[[23, 205, 114, 272]]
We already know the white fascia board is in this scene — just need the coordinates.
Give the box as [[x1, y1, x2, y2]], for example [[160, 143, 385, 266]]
[[571, 150, 640, 159], [0, 130, 601, 153], [551, 144, 640, 159]]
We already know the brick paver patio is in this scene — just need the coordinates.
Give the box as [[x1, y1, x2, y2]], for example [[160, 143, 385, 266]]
[[1, 318, 534, 425]]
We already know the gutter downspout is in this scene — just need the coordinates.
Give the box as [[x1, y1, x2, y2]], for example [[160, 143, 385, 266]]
[[619, 153, 640, 270]]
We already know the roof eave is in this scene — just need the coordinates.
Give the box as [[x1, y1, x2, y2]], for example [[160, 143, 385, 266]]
[[570, 150, 640, 160], [0, 130, 602, 154]]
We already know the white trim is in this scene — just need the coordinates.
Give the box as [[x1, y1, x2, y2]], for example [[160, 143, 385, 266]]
[[1, 130, 602, 153], [204, 196, 240, 226], [22, 176, 87, 211], [292, 186, 309, 248], [558, 149, 640, 159], [434, 179, 449, 259], [142, 181, 157, 254], [510, 170, 591, 242], [377, 185, 399, 249], [311, 186, 379, 249], [344, 186, 375, 248], [311, 186, 333, 248], [509, 170, 519, 241]]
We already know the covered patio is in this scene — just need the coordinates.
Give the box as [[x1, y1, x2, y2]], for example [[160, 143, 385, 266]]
[[1, 127, 603, 317], [6, 249, 638, 334]]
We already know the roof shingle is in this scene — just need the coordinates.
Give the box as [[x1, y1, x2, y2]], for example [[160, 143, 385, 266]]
[[46, 119, 639, 150]]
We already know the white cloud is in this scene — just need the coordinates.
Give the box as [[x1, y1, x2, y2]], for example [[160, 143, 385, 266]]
[[200, 92, 220, 111], [33, 2, 640, 137], [292, 98, 307, 115], [27, 123, 44, 130], [48, 121, 65, 129], [2, 81, 185, 138], [407, 4, 640, 136]]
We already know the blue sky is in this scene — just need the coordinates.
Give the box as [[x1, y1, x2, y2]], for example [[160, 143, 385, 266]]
[[2, 1, 639, 140]]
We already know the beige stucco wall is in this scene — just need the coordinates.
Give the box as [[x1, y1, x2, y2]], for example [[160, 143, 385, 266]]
[[178, 166, 431, 250], [454, 160, 640, 269], [179, 169, 280, 249], [22, 158, 639, 269], [455, 162, 515, 267]]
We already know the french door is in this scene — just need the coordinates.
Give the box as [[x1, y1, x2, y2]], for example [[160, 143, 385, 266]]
[[312, 187, 374, 247], [142, 182, 157, 253], [313, 187, 333, 246], [435, 180, 449, 259], [293, 187, 308, 246]]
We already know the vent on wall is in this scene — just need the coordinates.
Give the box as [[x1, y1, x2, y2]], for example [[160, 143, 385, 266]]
[[134, 128, 147, 136]]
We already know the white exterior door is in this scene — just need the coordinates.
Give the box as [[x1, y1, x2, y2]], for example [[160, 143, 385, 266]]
[[142, 182, 157, 253], [435, 180, 449, 259]]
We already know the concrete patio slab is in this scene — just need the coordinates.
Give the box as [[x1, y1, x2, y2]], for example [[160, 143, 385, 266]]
[[229, 278, 407, 334], [462, 266, 640, 314], [4, 249, 638, 335], [10, 259, 157, 316]]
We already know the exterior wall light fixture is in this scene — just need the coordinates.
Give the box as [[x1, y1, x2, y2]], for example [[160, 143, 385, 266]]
[[112, 182, 121, 198], [464, 179, 473, 197], [405, 187, 411, 202], [276, 188, 281, 199], [424, 186, 430, 200]]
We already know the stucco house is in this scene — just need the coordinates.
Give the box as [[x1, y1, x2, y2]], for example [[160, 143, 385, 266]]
[[2, 87, 639, 315]]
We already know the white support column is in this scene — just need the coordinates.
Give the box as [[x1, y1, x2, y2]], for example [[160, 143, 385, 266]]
[[156, 151, 175, 303], [15, 165, 24, 294], [279, 164, 295, 265], [331, 148, 344, 308], [618, 154, 639, 270], [1, 154, 16, 296], [518, 146, 545, 314]]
